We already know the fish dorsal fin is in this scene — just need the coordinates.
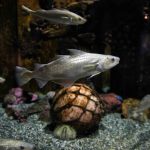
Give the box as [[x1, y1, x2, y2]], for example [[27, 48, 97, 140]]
[[50, 55, 70, 63], [68, 49, 87, 55], [48, 55, 69, 62], [34, 63, 45, 70]]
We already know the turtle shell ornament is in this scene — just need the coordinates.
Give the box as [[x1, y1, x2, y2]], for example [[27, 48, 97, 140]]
[[51, 83, 106, 139]]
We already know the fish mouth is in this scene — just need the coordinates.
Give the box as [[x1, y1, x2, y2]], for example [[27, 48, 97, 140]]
[[82, 18, 87, 24], [79, 18, 87, 24], [115, 57, 120, 64]]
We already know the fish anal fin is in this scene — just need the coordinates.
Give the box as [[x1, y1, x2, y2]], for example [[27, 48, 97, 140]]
[[35, 78, 48, 88]]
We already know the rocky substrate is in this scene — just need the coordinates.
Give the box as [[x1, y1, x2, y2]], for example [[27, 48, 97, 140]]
[[0, 104, 150, 150]]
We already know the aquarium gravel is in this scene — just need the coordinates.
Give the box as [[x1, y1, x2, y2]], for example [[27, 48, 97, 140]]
[[0, 104, 150, 150]]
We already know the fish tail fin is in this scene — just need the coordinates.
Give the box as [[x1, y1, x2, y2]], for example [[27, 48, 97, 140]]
[[16, 66, 33, 86], [22, 5, 34, 14]]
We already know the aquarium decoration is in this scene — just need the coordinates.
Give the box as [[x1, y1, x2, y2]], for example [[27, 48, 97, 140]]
[[122, 96, 150, 122], [50, 83, 106, 137], [0, 0, 150, 150]]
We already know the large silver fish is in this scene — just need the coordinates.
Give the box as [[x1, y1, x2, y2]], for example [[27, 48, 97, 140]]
[[22, 5, 86, 25], [0, 138, 35, 150], [16, 49, 120, 88]]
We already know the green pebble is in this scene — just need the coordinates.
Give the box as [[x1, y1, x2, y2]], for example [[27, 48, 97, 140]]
[[53, 124, 77, 140]]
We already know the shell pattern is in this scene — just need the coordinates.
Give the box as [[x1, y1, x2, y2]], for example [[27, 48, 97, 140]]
[[51, 83, 106, 133]]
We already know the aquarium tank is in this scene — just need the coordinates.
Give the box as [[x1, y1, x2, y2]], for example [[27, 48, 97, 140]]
[[0, 0, 150, 150]]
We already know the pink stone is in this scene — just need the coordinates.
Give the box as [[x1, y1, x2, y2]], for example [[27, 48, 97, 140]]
[[31, 93, 38, 101], [14, 88, 23, 97]]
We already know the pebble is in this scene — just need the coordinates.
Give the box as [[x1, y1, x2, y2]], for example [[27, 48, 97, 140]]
[[0, 104, 150, 150]]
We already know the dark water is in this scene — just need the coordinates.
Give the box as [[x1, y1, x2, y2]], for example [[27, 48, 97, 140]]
[[0, 0, 150, 99]]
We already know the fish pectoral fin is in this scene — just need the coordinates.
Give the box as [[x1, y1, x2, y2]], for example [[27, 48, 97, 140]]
[[53, 79, 75, 87], [35, 79, 48, 88], [88, 72, 101, 80], [68, 49, 87, 55], [83, 63, 98, 70]]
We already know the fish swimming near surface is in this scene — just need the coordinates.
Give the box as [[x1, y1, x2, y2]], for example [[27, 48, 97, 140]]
[[0, 77, 6, 83], [16, 49, 120, 88], [67, 0, 98, 9], [0, 138, 35, 150], [22, 5, 86, 25]]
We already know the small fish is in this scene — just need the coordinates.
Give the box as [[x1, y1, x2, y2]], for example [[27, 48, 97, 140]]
[[0, 77, 6, 83], [135, 95, 150, 113], [127, 96, 150, 122], [22, 5, 86, 25], [16, 49, 120, 88], [67, 0, 98, 8], [0, 138, 35, 150]]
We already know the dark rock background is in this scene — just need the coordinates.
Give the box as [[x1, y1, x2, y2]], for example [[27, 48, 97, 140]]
[[0, 0, 150, 99]]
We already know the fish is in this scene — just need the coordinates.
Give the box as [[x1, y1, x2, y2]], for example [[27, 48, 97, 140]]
[[0, 138, 35, 150], [127, 95, 150, 122], [0, 77, 6, 83], [22, 5, 86, 25], [16, 49, 120, 88], [67, 0, 98, 8], [135, 95, 150, 113]]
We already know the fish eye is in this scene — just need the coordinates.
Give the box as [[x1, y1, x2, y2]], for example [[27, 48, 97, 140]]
[[111, 58, 115, 62]]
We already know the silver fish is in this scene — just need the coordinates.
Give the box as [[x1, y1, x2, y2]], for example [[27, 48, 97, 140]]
[[67, 0, 98, 8], [0, 77, 6, 83], [135, 95, 150, 113], [16, 49, 120, 88], [0, 138, 35, 150], [127, 95, 150, 122], [22, 5, 86, 25]]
